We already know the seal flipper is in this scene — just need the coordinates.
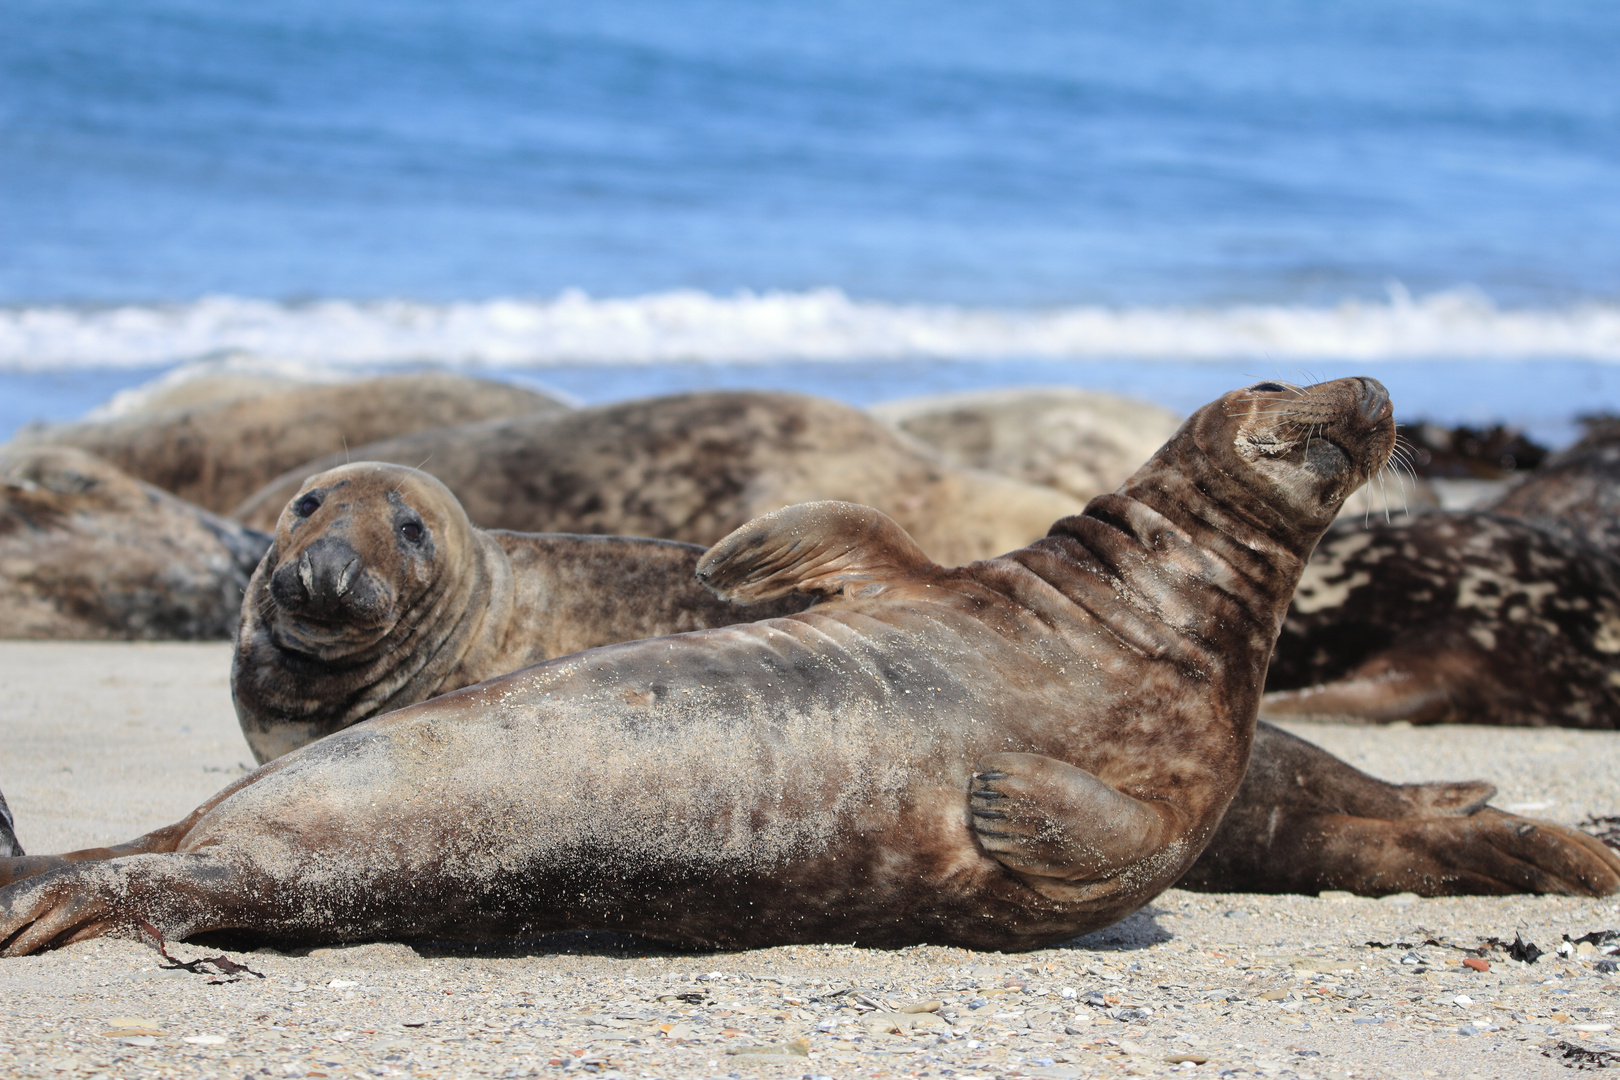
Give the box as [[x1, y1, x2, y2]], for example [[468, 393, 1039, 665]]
[[696, 500, 940, 604], [1260, 661, 1462, 724], [1178, 721, 1620, 896], [969, 752, 1181, 900], [0, 791, 21, 858]]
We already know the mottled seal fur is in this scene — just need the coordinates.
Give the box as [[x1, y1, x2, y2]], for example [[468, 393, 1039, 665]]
[[235, 462, 806, 763], [15, 373, 566, 514], [1263, 487, 1620, 729], [232, 391, 1085, 565], [0, 447, 269, 640], [1487, 421, 1620, 553], [4, 378, 1612, 956]]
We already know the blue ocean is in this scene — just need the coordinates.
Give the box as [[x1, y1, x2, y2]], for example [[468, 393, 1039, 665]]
[[3, 1, 1619, 442]]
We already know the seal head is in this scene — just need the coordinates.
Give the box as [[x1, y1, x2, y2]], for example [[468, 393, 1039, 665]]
[[234, 463, 514, 760]]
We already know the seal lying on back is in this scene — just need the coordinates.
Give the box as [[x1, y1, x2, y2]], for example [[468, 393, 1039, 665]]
[[2, 378, 1612, 956], [231, 391, 1085, 566], [235, 462, 806, 763], [235, 460, 1616, 897], [0, 446, 269, 640]]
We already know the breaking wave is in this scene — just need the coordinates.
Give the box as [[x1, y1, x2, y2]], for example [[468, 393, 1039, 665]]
[[2, 286, 1618, 371]]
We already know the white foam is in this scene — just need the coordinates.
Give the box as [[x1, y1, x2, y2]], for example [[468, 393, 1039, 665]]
[[2, 286, 1618, 370]]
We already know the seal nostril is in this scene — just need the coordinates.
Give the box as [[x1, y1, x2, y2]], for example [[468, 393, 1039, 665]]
[[1356, 377, 1391, 422]]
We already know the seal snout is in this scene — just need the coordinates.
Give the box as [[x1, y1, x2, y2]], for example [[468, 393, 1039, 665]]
[[269, 535, 390, 623], [1356, 377, 1392, 424]]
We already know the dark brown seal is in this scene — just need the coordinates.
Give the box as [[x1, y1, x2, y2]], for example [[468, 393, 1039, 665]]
[[14, 372, 566, 514], [0, 446, 269, 640], [3, 377, 1611, 957], [231, 391, 1084, 565], [234, 462, 806, 763], [1261, 511, 1620, 729]]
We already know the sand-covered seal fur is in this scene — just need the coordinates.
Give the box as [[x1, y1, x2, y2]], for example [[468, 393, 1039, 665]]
[[4, 378, 1613, 956], [235, 462, 806, 762], [0, 446, 269, 640]]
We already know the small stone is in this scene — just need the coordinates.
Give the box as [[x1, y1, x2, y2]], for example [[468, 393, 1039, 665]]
[[1457, 1025, 1480, 1036], [183, 1035, 227, 1045], [902, 999, 943, 1013], [725, 1037, 810, 1059], [1462, 958, 1490, 972]]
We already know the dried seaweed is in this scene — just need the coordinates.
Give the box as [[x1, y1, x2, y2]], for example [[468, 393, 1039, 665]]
[[136, 918, 264, 983]]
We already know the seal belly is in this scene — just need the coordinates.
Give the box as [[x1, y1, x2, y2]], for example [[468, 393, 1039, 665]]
[[186, 604, 1204, 946]]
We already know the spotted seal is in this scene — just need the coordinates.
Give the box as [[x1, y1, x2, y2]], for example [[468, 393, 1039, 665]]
[[1262, 479, 1620, 728], [235, 461, 806, 763], [5, 377, 1614, 956]]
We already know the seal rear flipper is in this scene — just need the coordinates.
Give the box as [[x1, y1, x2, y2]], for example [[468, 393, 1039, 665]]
[[0, 853, 251, 956], [968, 752, 1182, 900], [0, 791, 21, 858], [1177, 722, 1619, 896], [696, 500, 941, 604], [1184, 808, 1620, 898]]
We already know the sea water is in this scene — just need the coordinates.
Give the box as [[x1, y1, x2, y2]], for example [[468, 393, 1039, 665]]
[[3, 1, 1618, 441]]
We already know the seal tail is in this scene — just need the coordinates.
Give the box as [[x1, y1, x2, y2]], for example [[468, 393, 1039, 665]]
[[0, 789, 23, 857]]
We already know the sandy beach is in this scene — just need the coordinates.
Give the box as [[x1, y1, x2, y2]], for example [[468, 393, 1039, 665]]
[[3, 642, 1620, 1079]]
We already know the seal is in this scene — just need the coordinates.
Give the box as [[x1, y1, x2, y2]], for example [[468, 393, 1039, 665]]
[[4, 377, 1612, 957], [1261, 510, 1620, 729], [231, 391, 1086, 566], [15, 372, 566, 514], [236, 462, 1613, 896], [234, 461, 808, 763], [0, 446, 270, 640]]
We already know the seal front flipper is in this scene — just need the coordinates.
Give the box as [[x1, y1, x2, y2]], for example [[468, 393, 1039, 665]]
[[969, 753, 1182, 900], [696, 500, 941, 604], [0, 791, 21, 858]]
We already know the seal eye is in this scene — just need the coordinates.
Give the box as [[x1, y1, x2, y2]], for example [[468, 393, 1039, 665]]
[[294, 494, 321, 517], [400, 521, 425, 544], [1249, 382, 1289, 393]]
